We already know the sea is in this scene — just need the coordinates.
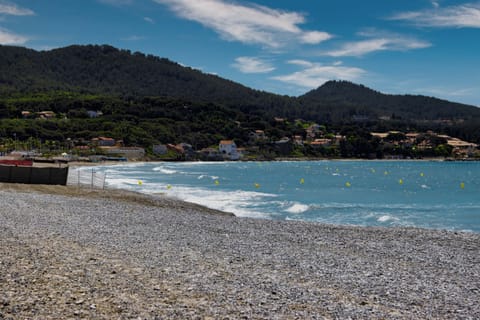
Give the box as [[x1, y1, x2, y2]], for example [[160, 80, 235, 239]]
[[75, 160, 480, 233]]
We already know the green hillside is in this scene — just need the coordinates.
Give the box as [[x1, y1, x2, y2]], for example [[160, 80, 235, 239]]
[[0, 44, 286, 110], [0, 44, 479, 157], [298, 81, 480, 122]]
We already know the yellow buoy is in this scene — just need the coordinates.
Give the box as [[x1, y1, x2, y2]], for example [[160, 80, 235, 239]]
[[420, 172, 424, 177], [166, 184, 172, 190], [214, 180, 220, 186], [384, 171, 389, 175], [254, 183, 260, 188], [300, 178, 305, 184], [399, 179, 403, 185], [460, 182, 465, 189], [345, 182, 351, 187], [138, 180, 143, 186]]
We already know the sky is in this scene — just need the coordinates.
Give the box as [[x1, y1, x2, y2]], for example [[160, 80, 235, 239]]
[[0, 0, 479, 106]]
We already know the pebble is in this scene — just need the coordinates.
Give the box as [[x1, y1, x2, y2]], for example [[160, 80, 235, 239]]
[[0, 187, 479, 319]]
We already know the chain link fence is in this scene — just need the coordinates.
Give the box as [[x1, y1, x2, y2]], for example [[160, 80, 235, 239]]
[[67, 168, 107, 189]]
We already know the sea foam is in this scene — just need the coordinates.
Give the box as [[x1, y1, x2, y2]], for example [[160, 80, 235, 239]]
[[285, 203, 310, 214]]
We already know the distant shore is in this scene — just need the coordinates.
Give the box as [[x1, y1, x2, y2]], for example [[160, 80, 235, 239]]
[[0, 156, 475, 170], [59, 157, 478, 171], [1, 183, 479, 319]]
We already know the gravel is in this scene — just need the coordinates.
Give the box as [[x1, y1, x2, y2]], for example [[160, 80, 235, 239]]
[[1, 185, 479, 319]]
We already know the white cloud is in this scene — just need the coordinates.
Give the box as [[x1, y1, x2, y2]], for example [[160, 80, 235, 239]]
[[287, 59, 315, 67], [300, 31, 332, 44], [232, 56, 275, 74], [390, 2, 480, 28], [322, 30, 431, 57], [152, 0, 332, 48], [272, 60, 365, 89], [0, 1, 34, 16], [0, 28, 28, 44], [121, 35, 146, 41], [144, 16, 155, 24]]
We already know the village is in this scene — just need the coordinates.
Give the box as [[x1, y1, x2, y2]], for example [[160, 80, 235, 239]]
[[1, 111, 479, 163]]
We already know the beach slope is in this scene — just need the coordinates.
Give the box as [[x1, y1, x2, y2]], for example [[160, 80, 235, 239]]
[[1, 183, 479, 319]]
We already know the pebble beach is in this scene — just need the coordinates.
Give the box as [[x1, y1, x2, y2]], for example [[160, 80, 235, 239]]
[[1, 183, 479, 319]]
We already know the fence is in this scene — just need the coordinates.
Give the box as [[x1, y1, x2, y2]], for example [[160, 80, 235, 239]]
[[67, 168, 107, 189], [0, 165, 69, 185]]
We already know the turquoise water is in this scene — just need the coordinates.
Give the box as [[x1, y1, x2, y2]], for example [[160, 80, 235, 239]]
[[84, 161, 480, 233]]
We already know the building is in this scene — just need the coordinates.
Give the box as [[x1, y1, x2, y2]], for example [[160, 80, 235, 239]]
[[37, 111, 56, 119], [101, 147, 145, 160], [21, 111, 32, 118], [178, 143, 196, 160], [306, 124, 322, 140], [310, 138, 332, 148], [87, 110, 103, 118], [293, 135, 303, 145], [447, 138, 478, 157], [219, 140, 240, 160], [249, 130, 266, 142], [199, 148, 223, 161], [92, 137, 116, 147], [153, 144, 168, 155], [275, 137, 293, 155]]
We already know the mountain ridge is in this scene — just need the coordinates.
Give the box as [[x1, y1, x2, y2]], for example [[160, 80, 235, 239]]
[[1, 44, 479, 123], [298, 80, 480, 121], [0, 44, 285, 109]]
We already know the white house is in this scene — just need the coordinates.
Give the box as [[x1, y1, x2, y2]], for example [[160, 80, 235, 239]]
[[219, 140, 240, 160]]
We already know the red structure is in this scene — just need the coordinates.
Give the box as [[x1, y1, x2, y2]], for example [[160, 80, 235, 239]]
[[0, 160, 34, 166]]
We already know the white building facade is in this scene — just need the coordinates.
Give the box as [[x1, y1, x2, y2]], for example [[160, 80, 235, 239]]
[[219, 140, 240, 160]]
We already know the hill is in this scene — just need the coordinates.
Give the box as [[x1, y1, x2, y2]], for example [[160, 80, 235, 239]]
[[1, 44, 479, 120], [298, 81, 480, 122], [0, 44, 479, 151], [0, 44, 286, 110]]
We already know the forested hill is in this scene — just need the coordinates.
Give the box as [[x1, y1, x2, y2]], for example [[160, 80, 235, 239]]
[[0, 44, 479, 124], [0, 44, 286, 109], [298, 81, 480, 121]]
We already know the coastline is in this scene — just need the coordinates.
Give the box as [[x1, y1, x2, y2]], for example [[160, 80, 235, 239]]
[[1, 183, 479, 318], [20, 155, 479, 169], [67, 159, 480, 232]]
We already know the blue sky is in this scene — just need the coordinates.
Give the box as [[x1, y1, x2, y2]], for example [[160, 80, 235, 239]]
[[1, 0, 479, 106]]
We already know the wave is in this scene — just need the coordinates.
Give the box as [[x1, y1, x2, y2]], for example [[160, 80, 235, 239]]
[[197, 175, 219, 180], [93, 161, 480, 232], [166, 187, 276, 218], [76, 162, 148, 170], [284, 203, 310, 214], [106, 177, 145, 188], [153, 167, 177, 175], [377, 215, 399, 223]]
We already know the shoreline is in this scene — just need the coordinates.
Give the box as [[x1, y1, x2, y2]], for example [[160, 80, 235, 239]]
[[1, 183, 479, 318], [24, 156, 480, 169], [66, 160, 480, 235]]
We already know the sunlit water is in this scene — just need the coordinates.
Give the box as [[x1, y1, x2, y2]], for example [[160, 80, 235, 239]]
[[75, 161, 480, 233]]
